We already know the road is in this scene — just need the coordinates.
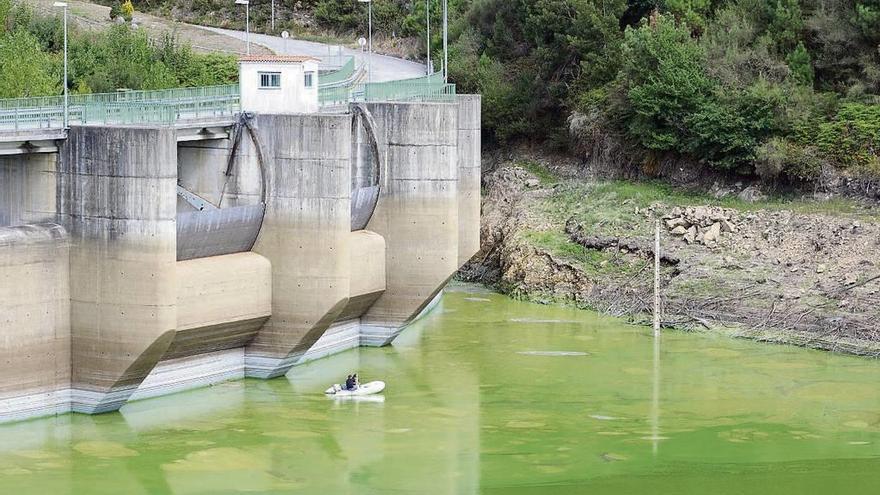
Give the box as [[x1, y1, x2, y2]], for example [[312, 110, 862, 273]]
[[25, 0, 269, 56], [201, 27, 427, 83]]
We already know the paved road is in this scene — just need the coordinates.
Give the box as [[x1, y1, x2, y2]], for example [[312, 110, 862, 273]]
[[201, 27, 427, 83]]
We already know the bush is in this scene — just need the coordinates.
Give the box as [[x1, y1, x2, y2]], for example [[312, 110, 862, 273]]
[[618, 15, 714, 152], [815, 103, 880, 172], [121, 1, 135, 22], [755, 137, 822, 181]]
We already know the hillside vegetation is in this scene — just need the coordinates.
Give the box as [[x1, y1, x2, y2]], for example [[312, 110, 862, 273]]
[[124, 0, 880, 185], [0, 0, 236, 97], [445, 0, 880, 185]]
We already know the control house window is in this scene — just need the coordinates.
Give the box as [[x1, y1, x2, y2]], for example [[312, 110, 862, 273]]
[[259, 72, 281, 89], [304, 71, 315, 88]]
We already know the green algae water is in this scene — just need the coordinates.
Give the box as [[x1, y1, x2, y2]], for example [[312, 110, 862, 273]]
[[2, 285, 880, 494]]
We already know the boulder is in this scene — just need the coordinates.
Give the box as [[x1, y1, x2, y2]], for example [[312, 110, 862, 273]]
[[670, 225, 688, 235], [684, 226, 697, 244], [738, 185, 766, 203], [703, 222, 722, 243]]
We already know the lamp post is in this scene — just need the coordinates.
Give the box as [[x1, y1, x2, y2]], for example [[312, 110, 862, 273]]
[[358, 0, 372, 83], [426, 0, 431, 75], [54, 1, 68, 129], [235, 0, 250, 55], [271, 0, 275, 32], [443, 0, 448, 82]]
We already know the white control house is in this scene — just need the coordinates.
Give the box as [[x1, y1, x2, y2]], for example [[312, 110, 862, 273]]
[[239, 55, 320, 114]]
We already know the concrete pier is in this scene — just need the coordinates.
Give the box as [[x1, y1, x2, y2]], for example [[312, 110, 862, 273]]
[[360, 101, 461, 345], [0, 95, 480, 423], [59, 126, 179, 413], [244, 114, 353, 378]]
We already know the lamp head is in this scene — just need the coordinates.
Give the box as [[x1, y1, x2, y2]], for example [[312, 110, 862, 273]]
[[53, 1, 68, 7]]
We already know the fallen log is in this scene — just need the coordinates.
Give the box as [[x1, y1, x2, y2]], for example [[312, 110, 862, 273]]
[[564, 217, 680, 265]]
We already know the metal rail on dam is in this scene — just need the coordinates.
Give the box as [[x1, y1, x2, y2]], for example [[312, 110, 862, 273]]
[[0, 95, 481, 423]]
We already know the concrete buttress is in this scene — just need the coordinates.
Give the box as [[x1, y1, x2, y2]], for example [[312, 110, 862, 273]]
[[457, 95, 482, 267], [59, 126, 178, 413], [245, 114, 352, 378], [359, 101, 460, 345]]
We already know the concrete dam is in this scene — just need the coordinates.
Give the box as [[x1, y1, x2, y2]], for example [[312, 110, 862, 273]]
[[0, 68, 480, 422]]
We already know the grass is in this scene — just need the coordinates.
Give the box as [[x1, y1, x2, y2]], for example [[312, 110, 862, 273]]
[[538, 180, 880, 238], [520, 229, 641, 277], [520, 161, 558, 185]]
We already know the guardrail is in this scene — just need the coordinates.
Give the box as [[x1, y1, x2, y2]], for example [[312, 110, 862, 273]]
[[0, 85, 241, 130], [319, 72, 455, 107], [0, 74, 456, 132], [360, 73, 456, 103], [320, 57, 357, 87]]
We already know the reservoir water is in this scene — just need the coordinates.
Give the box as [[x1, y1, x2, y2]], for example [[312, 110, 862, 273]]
[[2, 285, 880, 494]]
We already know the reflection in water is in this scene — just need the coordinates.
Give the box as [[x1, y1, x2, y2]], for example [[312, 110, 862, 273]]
[[1, 285, 880, 494], [651, 334, 661, 456]]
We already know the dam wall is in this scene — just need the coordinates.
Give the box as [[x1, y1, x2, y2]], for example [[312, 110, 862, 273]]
[[0, 224, 70, 422], [0, 95, 481, 423], [359, 102, 461, 345], [0, 154, 57, 227], [59, 126, 179, 414]]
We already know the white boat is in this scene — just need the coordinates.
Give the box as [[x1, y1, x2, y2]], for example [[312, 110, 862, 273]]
[[325, 381, 386, 396]]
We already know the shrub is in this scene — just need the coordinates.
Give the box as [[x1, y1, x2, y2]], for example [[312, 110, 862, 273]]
[[121, 1, 135, 22], [815, 103, 880, 171], [618, 15, 714, 152], [755, 137, 822, 181]]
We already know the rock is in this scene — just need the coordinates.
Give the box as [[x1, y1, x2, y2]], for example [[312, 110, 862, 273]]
[[719, 219, 736, 233], [738, 185, 766, 203], [683, 226, 697, 244], [703, 223, 722, 243], [791, 266, 799, 273], [816, 264, 826, 274], [666, 218, 688, 229], [670, 225, 688, 235], [525, 178, 540, 188]]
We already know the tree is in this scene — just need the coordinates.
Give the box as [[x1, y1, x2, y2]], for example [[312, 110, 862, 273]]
[[0, 29, 57, 98]]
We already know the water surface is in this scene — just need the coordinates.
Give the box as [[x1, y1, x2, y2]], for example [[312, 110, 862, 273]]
[[2, 285, 880, 494]]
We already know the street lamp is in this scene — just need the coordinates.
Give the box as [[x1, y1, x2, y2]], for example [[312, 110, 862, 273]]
[[358, 0, 372, 83], [54, 1, 68, 129], [426, 0, 430, 75], [235, 0, 250, 56], [271, 0, 275, 32], [443, 0, 448, 83]]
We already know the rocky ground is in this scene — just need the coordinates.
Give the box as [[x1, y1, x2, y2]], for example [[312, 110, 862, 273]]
[[461, 152, 880, 356]]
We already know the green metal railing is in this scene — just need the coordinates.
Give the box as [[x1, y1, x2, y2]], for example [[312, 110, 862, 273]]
[[360, 73, 456, 103], [0, 74, 457, 132], [0, 85, 241, 130], [319, 57, 356, 87]]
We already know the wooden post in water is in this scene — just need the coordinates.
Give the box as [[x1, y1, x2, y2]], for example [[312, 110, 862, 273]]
[[653, 220, 661, 336]]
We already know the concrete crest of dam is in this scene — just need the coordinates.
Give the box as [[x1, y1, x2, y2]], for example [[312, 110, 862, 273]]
[[0, 96, 481, 423]]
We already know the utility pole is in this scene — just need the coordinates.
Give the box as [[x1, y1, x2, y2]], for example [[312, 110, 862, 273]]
[[271, 0, 275, 32]]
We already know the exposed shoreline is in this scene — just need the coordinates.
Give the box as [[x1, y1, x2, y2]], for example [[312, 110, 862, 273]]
[[461, 151, 880, 358]]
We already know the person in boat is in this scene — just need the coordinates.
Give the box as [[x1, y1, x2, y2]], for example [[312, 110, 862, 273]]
[[344, 374, 358, 391]]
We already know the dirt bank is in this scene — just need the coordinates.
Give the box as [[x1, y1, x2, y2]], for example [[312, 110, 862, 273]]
[[461, 153, 880, 356]]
